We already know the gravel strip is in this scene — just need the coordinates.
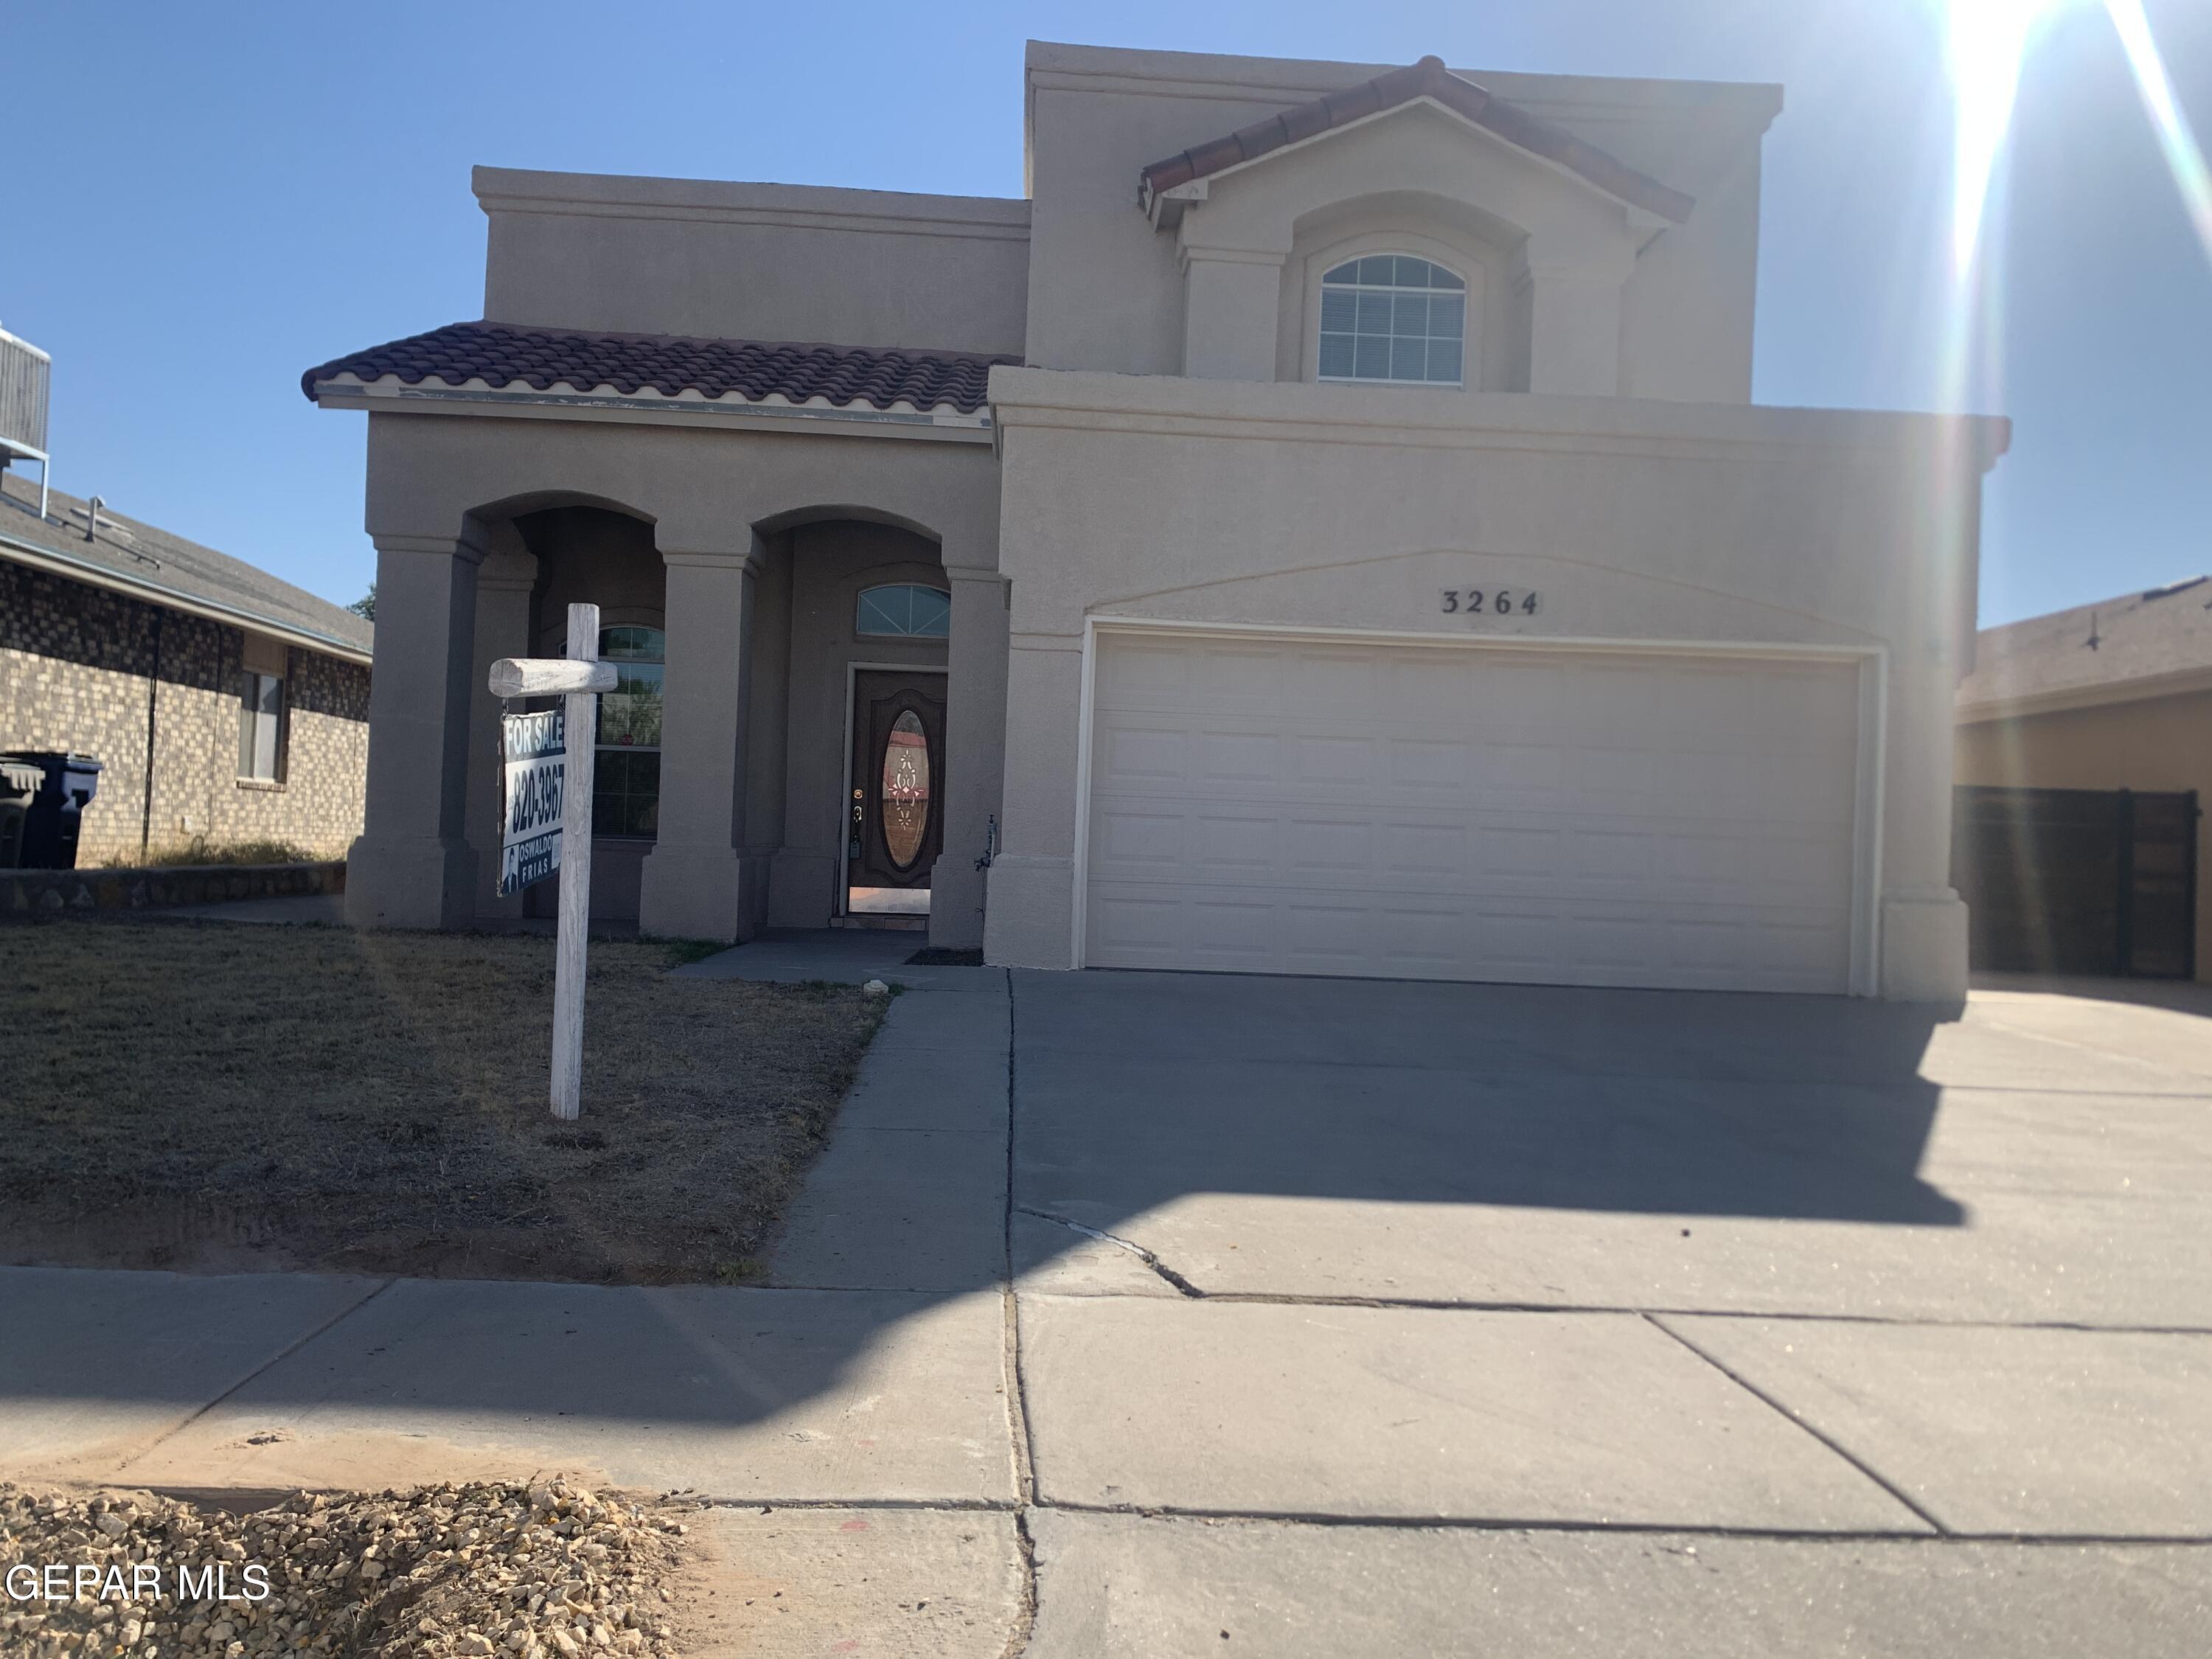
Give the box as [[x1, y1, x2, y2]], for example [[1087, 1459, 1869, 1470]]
[[0, 1479, 688, 1657]]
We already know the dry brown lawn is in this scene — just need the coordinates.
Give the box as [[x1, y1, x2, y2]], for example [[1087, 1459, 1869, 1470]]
[[0, 920, 884, 1283]]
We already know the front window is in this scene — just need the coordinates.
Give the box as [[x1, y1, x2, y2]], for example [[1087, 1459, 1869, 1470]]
[[594, 625, 663, 838], [1318, 254, 1466, 387], [237, 672, 285, 782], [855, 584, 950, 639]]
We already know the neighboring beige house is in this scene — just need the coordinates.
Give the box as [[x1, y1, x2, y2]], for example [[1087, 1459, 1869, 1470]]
[[0, 459, 373, 866], [1955, 580, 2212, 981], [306, 43, 2006, 1000]]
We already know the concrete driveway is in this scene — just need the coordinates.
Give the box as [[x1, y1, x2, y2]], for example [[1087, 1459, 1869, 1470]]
[[1011, 970, 2212, 1323], [1006, 968, 2212, 1652]]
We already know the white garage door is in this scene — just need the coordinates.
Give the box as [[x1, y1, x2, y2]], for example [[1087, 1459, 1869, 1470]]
[[1083, 631, 1863, 992]]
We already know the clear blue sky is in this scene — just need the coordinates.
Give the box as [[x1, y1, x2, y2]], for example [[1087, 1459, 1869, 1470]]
[[7, 1, 2207, 626]]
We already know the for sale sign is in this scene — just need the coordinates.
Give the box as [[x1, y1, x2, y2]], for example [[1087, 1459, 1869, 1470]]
[[500, 708, 566, 897]]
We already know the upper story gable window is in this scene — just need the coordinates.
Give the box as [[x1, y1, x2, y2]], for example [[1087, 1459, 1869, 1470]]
[[1318, 256, 1466, 388], [856, 583, 951, 639]]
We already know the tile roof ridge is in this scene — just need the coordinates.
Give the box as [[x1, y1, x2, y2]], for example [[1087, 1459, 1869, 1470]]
[[448, 319, 1023, 364]]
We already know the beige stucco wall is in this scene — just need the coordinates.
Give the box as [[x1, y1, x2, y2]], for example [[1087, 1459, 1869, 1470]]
[[1955, 692, 2212, 981], [476, 168, 1031, 355], [983, 368, 2005, 1000], [1021, 41, 1778, 401], [0, 560, 369, 863]]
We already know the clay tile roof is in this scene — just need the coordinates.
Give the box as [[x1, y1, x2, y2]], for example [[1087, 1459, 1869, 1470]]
[[1138, 55, 1696, 225], [300, 321, 1020, 414]]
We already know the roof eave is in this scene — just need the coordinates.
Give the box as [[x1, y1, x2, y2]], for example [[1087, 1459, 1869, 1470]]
[[1144, 96, 1693, 232], [1135, 57, 1696, 229], [310, 375, 996, 445], [1958, 660, 2212, 724]]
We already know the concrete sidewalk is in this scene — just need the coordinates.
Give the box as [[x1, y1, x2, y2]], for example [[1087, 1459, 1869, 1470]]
[[3, 1268, 1012, 1501]]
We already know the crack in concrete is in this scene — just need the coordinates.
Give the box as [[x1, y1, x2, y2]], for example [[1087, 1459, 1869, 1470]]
[[1644, 1312, 1950, 1536], [112, 1276, 399, 1478], [1001, 968, 1042, 1659], [1001, 1507, 1040, 1659], [664, 1492, 2212, 1548], [1015, 1206, 1203, 1298], [1022, 1496, 2212, 1546], [1003, 1242, 2212, 1335]]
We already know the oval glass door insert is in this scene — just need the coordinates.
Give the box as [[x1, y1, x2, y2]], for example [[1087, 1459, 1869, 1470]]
[[880, 710, 932, 871]]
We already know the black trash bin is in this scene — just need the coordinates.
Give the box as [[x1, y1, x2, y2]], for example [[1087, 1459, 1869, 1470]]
[[0, 751, 103, 869], [0, 754, 42, 868]]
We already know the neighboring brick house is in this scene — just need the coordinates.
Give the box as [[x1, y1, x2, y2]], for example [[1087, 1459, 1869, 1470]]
[[0, 467, 372, 864]]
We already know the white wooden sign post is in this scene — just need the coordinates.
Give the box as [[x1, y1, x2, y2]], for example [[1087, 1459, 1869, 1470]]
[[490, 601, 618, 1120]]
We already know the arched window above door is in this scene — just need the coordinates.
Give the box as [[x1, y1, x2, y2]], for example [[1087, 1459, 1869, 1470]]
[[856, 584, 951, 639]]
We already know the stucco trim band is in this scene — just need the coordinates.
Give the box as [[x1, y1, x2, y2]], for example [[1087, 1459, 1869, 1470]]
[[989, 368, 2013, 468], [473, 167, 1032, 243], [312, 383, 994, 445]]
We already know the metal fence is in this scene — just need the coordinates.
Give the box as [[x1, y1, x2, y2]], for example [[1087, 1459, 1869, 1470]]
[[1952, 785, 2199, 978]]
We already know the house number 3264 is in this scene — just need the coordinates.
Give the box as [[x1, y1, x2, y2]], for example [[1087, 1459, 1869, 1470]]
[[1441, 588, 1541, 617]]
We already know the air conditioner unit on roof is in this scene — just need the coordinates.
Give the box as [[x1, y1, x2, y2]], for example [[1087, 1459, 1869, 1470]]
[[0, 324, 53, 520]]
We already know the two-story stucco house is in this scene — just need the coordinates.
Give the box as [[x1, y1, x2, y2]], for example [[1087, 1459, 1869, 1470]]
[[305, 42, 2007, 1000]]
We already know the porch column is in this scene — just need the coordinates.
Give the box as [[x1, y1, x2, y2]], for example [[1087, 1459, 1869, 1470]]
[[346, 529, 484, 928], [463, 534, 538, 919], [932, 563, 1010, 949], [638, 543, 760, 943]]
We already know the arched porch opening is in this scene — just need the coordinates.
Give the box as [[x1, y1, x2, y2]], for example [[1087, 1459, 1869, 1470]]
[[749, 514, 951, 934], [456, 496, 672, 928], [513, 504, 669, 924]]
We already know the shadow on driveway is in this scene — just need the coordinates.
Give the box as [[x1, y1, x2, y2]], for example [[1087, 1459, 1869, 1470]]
[[1014, 969, 1965, 1227]]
